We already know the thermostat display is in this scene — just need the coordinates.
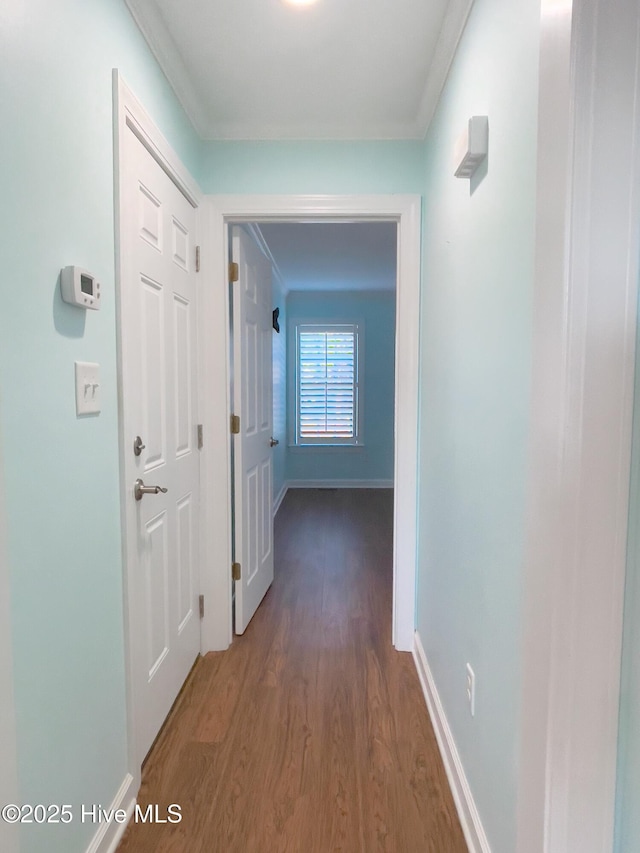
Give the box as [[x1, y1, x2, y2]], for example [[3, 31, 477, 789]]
[[61, 266, 101, 310]]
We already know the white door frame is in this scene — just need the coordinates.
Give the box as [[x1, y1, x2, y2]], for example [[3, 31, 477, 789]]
[[518, 0, 640, 850], [113, 72, 204, 779], [200, 195, 421, 652]]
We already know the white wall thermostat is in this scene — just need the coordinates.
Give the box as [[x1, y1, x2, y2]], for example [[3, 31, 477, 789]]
[[61, 266, 101, 310]]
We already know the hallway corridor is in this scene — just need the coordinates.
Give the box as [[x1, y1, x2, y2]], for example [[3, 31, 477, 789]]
[[118, 489, 466, 852]]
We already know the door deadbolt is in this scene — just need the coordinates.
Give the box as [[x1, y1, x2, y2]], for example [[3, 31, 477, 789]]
[[133, 436, 146, 457]]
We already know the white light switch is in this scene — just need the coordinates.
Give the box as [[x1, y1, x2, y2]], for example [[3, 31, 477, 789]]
[[75, 361, 101, 415]]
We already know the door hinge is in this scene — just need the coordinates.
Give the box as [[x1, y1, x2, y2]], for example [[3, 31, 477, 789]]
[[195, 245, 201, 273], [232, 562, 241, 581], [229, 261, 239, 283], [199, 594, 205, 618], [230, 414, 240, 434], [197, 424, 204, 449]]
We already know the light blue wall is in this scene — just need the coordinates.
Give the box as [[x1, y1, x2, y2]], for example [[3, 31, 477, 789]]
[[615, 292, 640, 853], [272, 278, 288, 504], [200, 140, 424, 195], [416, 0, 539, 851], [0, 2, 201, 851], [0, 409, 19, 853], [286, 291, 395, 484]]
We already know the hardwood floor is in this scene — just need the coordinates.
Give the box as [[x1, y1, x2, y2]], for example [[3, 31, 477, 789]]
[[117, 489, 467, 852]]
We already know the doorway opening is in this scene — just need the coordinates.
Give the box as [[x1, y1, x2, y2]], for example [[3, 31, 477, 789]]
[[228, 220, 398, 635], [199, 194, 421, 654]]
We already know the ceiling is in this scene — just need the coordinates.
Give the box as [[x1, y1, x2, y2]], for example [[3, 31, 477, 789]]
[[125, 0, 474, 140], [258, 222, 397, 292]]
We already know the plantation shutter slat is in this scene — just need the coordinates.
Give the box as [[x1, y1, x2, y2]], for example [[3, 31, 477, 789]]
[[297, 325, 358, 442]]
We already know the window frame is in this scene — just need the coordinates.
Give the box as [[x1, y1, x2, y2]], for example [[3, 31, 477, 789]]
[[291, 320, 364, 448]]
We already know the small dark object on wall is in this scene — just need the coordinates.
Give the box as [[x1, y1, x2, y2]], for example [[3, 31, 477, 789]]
[[273, 307, 280, 333]]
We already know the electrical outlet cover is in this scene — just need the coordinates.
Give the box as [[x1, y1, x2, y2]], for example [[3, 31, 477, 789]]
[[466, 663, 476, 717]]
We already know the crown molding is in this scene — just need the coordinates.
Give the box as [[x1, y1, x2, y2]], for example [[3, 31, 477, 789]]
[[415, 0, 476, 137], [124, 0, 207, 138], [125, 0, 473, 141]]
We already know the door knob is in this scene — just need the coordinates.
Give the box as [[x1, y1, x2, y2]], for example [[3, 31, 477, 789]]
[[269, 437, 279, 447], [134, 478, 168, 501]]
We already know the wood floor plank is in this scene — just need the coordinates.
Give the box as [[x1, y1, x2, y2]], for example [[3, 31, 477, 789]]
[[117, 489, 467, 853]]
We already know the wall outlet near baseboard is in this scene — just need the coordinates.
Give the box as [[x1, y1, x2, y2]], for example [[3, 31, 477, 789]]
[[466, 664, 475, 717]]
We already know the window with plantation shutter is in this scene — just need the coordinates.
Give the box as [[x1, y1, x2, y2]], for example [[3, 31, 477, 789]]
[[295, 324, 361, 445]]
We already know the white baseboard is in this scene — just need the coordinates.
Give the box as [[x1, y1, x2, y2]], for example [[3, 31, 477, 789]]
[[287, 479, 394, 489], [85, 772, 136, 853], [412, 632, 491, 853], [273, 483, 289, 516]]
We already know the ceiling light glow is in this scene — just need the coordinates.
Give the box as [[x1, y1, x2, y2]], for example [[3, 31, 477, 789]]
[[282, 0, 320, 6]]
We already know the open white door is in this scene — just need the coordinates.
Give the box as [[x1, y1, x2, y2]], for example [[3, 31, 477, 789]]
[[232, 227, 274, 634], [120, 124, 201, 763]]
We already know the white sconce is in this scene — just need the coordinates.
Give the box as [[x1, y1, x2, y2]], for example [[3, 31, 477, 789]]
[[454, 116, 488, 179]]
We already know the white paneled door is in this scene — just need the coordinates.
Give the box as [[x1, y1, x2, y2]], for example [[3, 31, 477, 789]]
[[232, 228, 274, 634], [120, 128, 200, 764]]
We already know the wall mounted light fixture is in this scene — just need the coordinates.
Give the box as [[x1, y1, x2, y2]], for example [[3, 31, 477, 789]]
[[454, 116, 489, 179]]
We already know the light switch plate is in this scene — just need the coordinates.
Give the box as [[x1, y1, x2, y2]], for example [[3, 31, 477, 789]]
[[75, 361, 101, 415]]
